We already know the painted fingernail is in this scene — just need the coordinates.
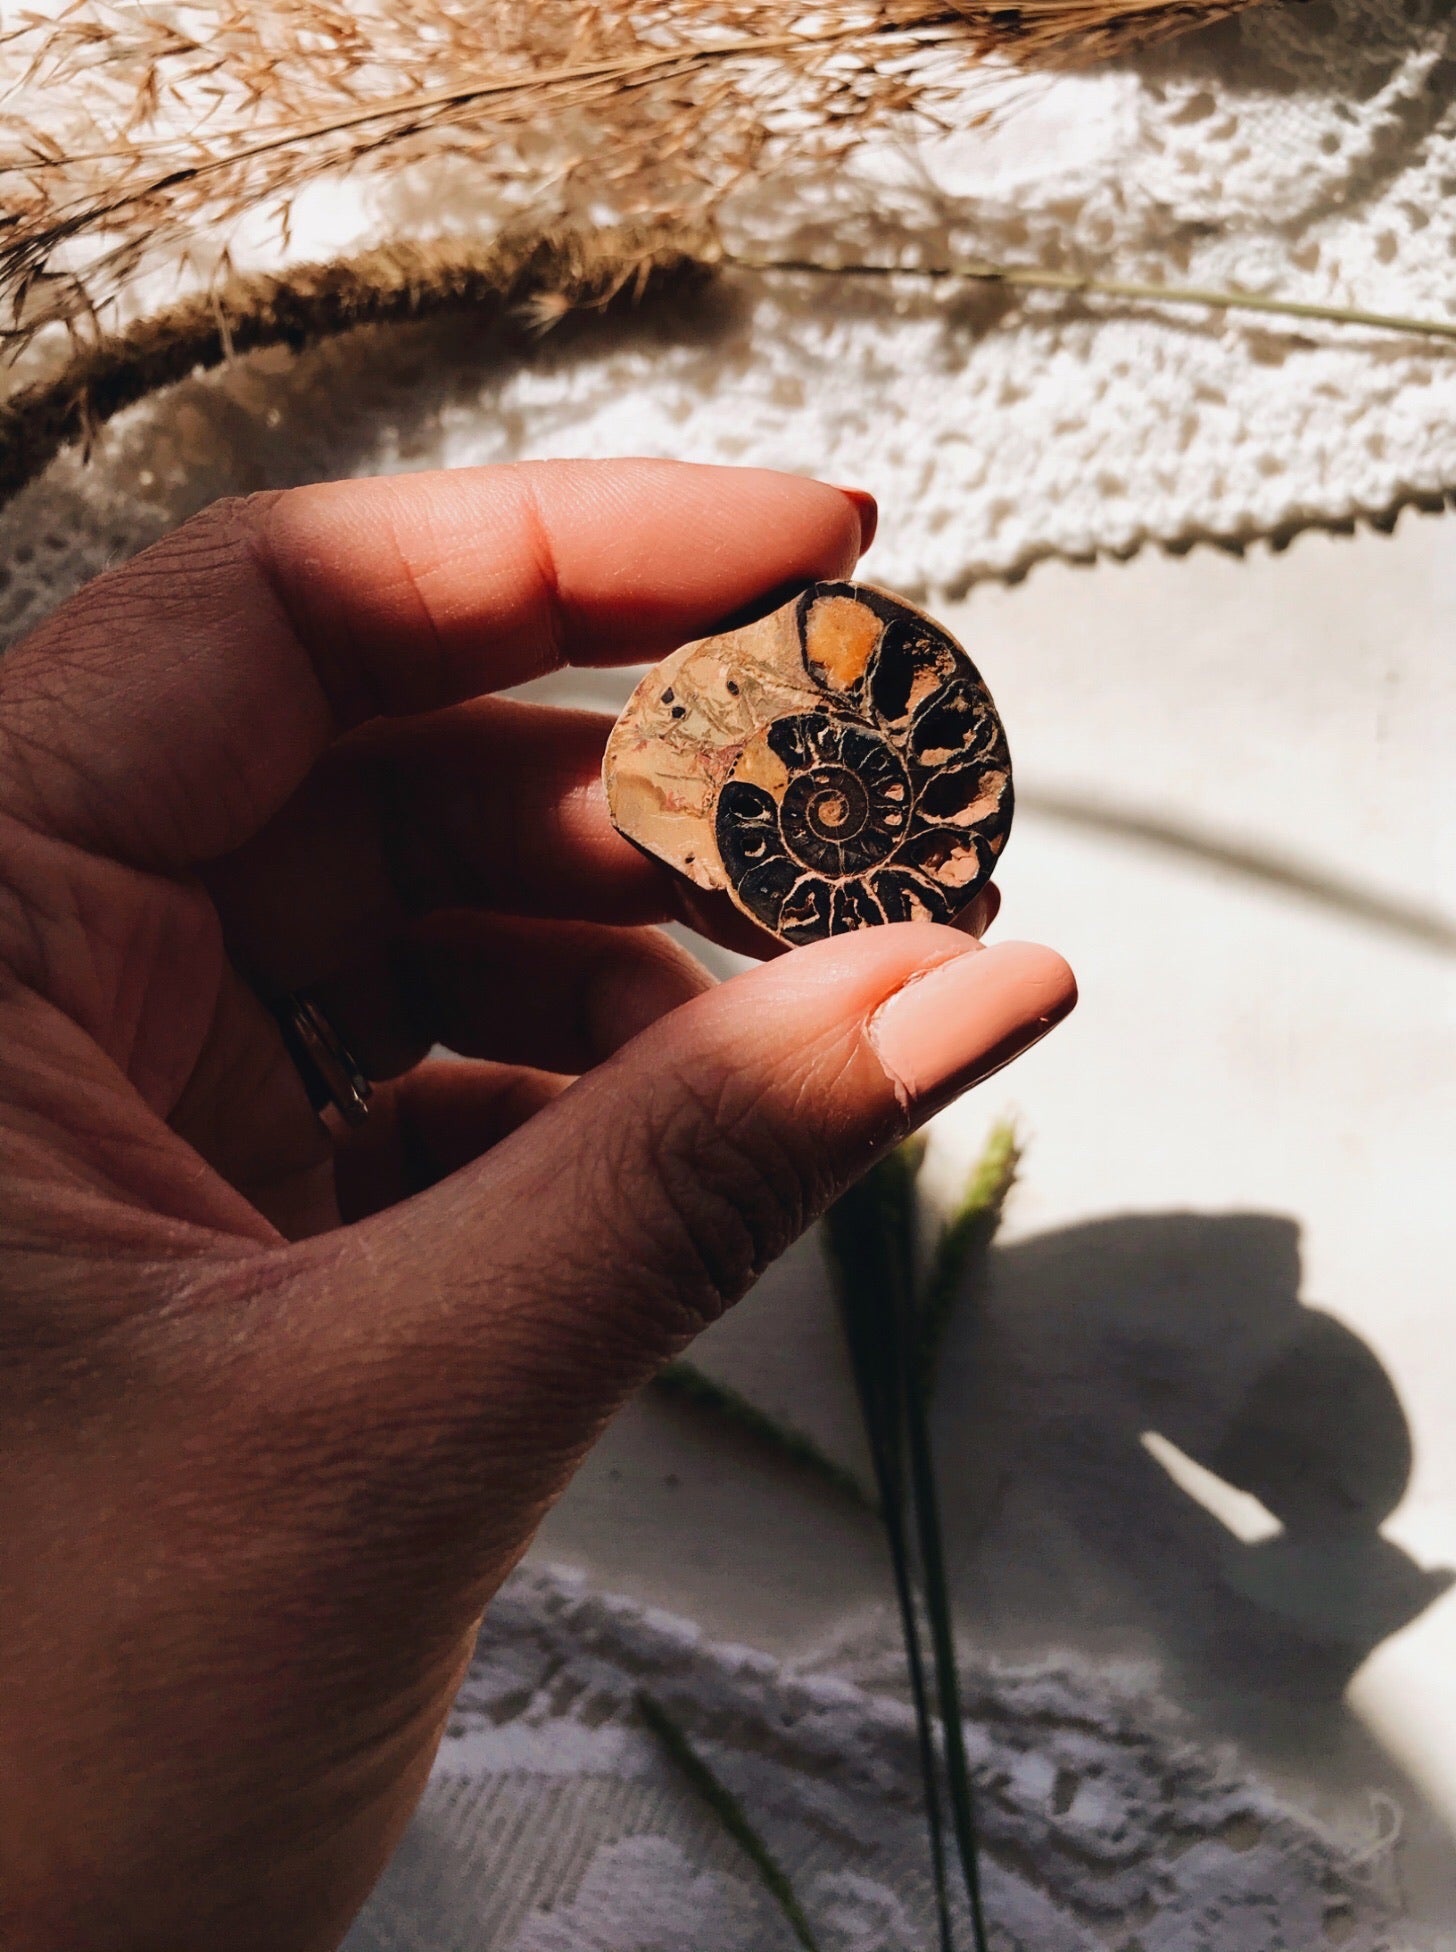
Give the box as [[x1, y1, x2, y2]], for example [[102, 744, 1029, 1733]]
[[953, 880, 1002, 941], [868, 940, 1077, 1121], [835, 487, 879, 555]]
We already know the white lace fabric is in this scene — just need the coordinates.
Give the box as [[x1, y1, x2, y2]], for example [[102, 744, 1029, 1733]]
[[2, 0, 1454, 648], [2, 7, 1452, 1943], [343, 1566, 1419, 1952]]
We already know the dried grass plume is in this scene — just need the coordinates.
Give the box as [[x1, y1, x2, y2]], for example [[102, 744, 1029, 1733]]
[[2, 0, 1263, 355]]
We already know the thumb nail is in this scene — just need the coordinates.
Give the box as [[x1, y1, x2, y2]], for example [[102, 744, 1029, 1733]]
[[868, 940, 1077, 1122]]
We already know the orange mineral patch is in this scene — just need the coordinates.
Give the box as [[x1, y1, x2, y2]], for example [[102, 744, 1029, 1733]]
[[733, 737, 791, 797], [804, 594, 881, 691]]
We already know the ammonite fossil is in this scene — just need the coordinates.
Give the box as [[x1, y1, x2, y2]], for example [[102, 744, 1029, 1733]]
[[603, 582, 1013, 946]]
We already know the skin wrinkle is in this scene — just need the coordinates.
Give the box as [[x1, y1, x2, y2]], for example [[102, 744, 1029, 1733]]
[[1, 835, 225, 1110], [2, 1246, 241, 1390], [527, 1104, 718, 1345], [2, 1108, 233, 1247], [47, 878, 125, 1048], [247, 488, 401, 737], [357, 498, 459, 721], [0, 1039, 262, 1243], [0, 464, 1074, 1952], [25, 1402, 457, 1762], [1, 500, 331, 871], [0, 708, 109, 863], [179, 682, 269, 871], [645, 1068, 813, 1324], [0, 1100, 166, 1218], [255, 473, 577, 727], [64, 558, 235, 854], [0, 822, 78, 995], [508, 464, 573, 679], [94, 876, 220, 1110], [182, 981, 296, 1126], [169, 987, 332, 1220], [792, 1027, 886, 1150], [628, 993, 922, 1317], [266, 1277, 609, 1526], [112, 664, 217, 865]]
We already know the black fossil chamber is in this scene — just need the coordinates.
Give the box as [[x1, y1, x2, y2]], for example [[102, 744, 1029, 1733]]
[[713, 584, 1013, 945]]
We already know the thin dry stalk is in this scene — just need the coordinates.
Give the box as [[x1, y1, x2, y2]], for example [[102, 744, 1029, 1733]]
[[1, 0, 1264, 354], [5, 222, 1453, 517], [736, 251, 1456, 343], [0, 223, 710, 508]]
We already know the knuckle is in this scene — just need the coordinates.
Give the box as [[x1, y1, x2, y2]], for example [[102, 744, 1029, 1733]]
[[502, 465, 569, 669], [43, 497, 273, 652], [0, 495, 283, 823], [253, 477, 450, 722]]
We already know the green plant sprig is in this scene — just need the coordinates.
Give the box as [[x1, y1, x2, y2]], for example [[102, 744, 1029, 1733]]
[[637, 1690, 824, 1952], [823, 1124, 1017, 1952], [825, 1139, 960, 1950], [653, 1358, 878, 1513], [919, 1119, 1020, 1386], [649, 1124, 1016, 1950]]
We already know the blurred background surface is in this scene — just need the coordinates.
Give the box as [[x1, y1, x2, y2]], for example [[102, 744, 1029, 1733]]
[[523, 510, 1456, 1934]]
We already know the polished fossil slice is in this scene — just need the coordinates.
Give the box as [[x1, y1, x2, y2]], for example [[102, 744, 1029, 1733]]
[[603, 581, 1013, 946]]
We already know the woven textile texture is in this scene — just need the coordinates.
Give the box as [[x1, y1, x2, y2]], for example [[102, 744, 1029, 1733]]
[[2, 0, 1454, 651], [342, 1565, 1421, 1952]]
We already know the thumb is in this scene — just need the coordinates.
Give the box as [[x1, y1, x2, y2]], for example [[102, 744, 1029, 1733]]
[[301, 926, 1074, 1523]]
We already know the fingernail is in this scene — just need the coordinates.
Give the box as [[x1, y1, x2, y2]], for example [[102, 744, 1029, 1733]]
[[952, 880, 1002, 941], [868, 940, 1077, 1121], [835, 487, 879, 556]]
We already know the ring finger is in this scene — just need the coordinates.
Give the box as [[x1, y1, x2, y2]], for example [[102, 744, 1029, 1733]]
[[203, 698, 680, 996], [309, 912, 716, 1083]]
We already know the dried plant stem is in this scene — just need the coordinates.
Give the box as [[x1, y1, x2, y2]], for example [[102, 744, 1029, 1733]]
[[6, 223, 1455, 520], [4, 0, 1267, 341], [732, 252, 1456, 344], [0, 225, 707, 511], [50, 30, 860, 243]]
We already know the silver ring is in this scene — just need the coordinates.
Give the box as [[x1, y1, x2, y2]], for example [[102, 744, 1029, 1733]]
[[273, 991, 372, 1127]]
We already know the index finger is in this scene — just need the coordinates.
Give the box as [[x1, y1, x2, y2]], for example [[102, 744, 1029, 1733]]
[[0, 461, 870, 869]]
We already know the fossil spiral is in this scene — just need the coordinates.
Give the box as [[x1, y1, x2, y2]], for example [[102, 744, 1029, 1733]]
[[603, 582, 1013, 945]]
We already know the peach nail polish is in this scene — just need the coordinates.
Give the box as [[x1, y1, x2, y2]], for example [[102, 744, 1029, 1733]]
[[868, 941, 1077, 1121], [834, 487, 879, 555]]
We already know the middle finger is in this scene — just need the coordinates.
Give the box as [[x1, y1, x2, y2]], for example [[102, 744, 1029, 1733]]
[[205, 696, 675, 992]]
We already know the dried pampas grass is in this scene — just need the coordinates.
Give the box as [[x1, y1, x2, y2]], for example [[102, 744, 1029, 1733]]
[[0, 222, 710, 507], [2, 0, 1263, 352], [7, 214, 1456, 519]]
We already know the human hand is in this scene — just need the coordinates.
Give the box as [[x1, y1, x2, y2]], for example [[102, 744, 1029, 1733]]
[[0, 461, 1075, 1951]]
